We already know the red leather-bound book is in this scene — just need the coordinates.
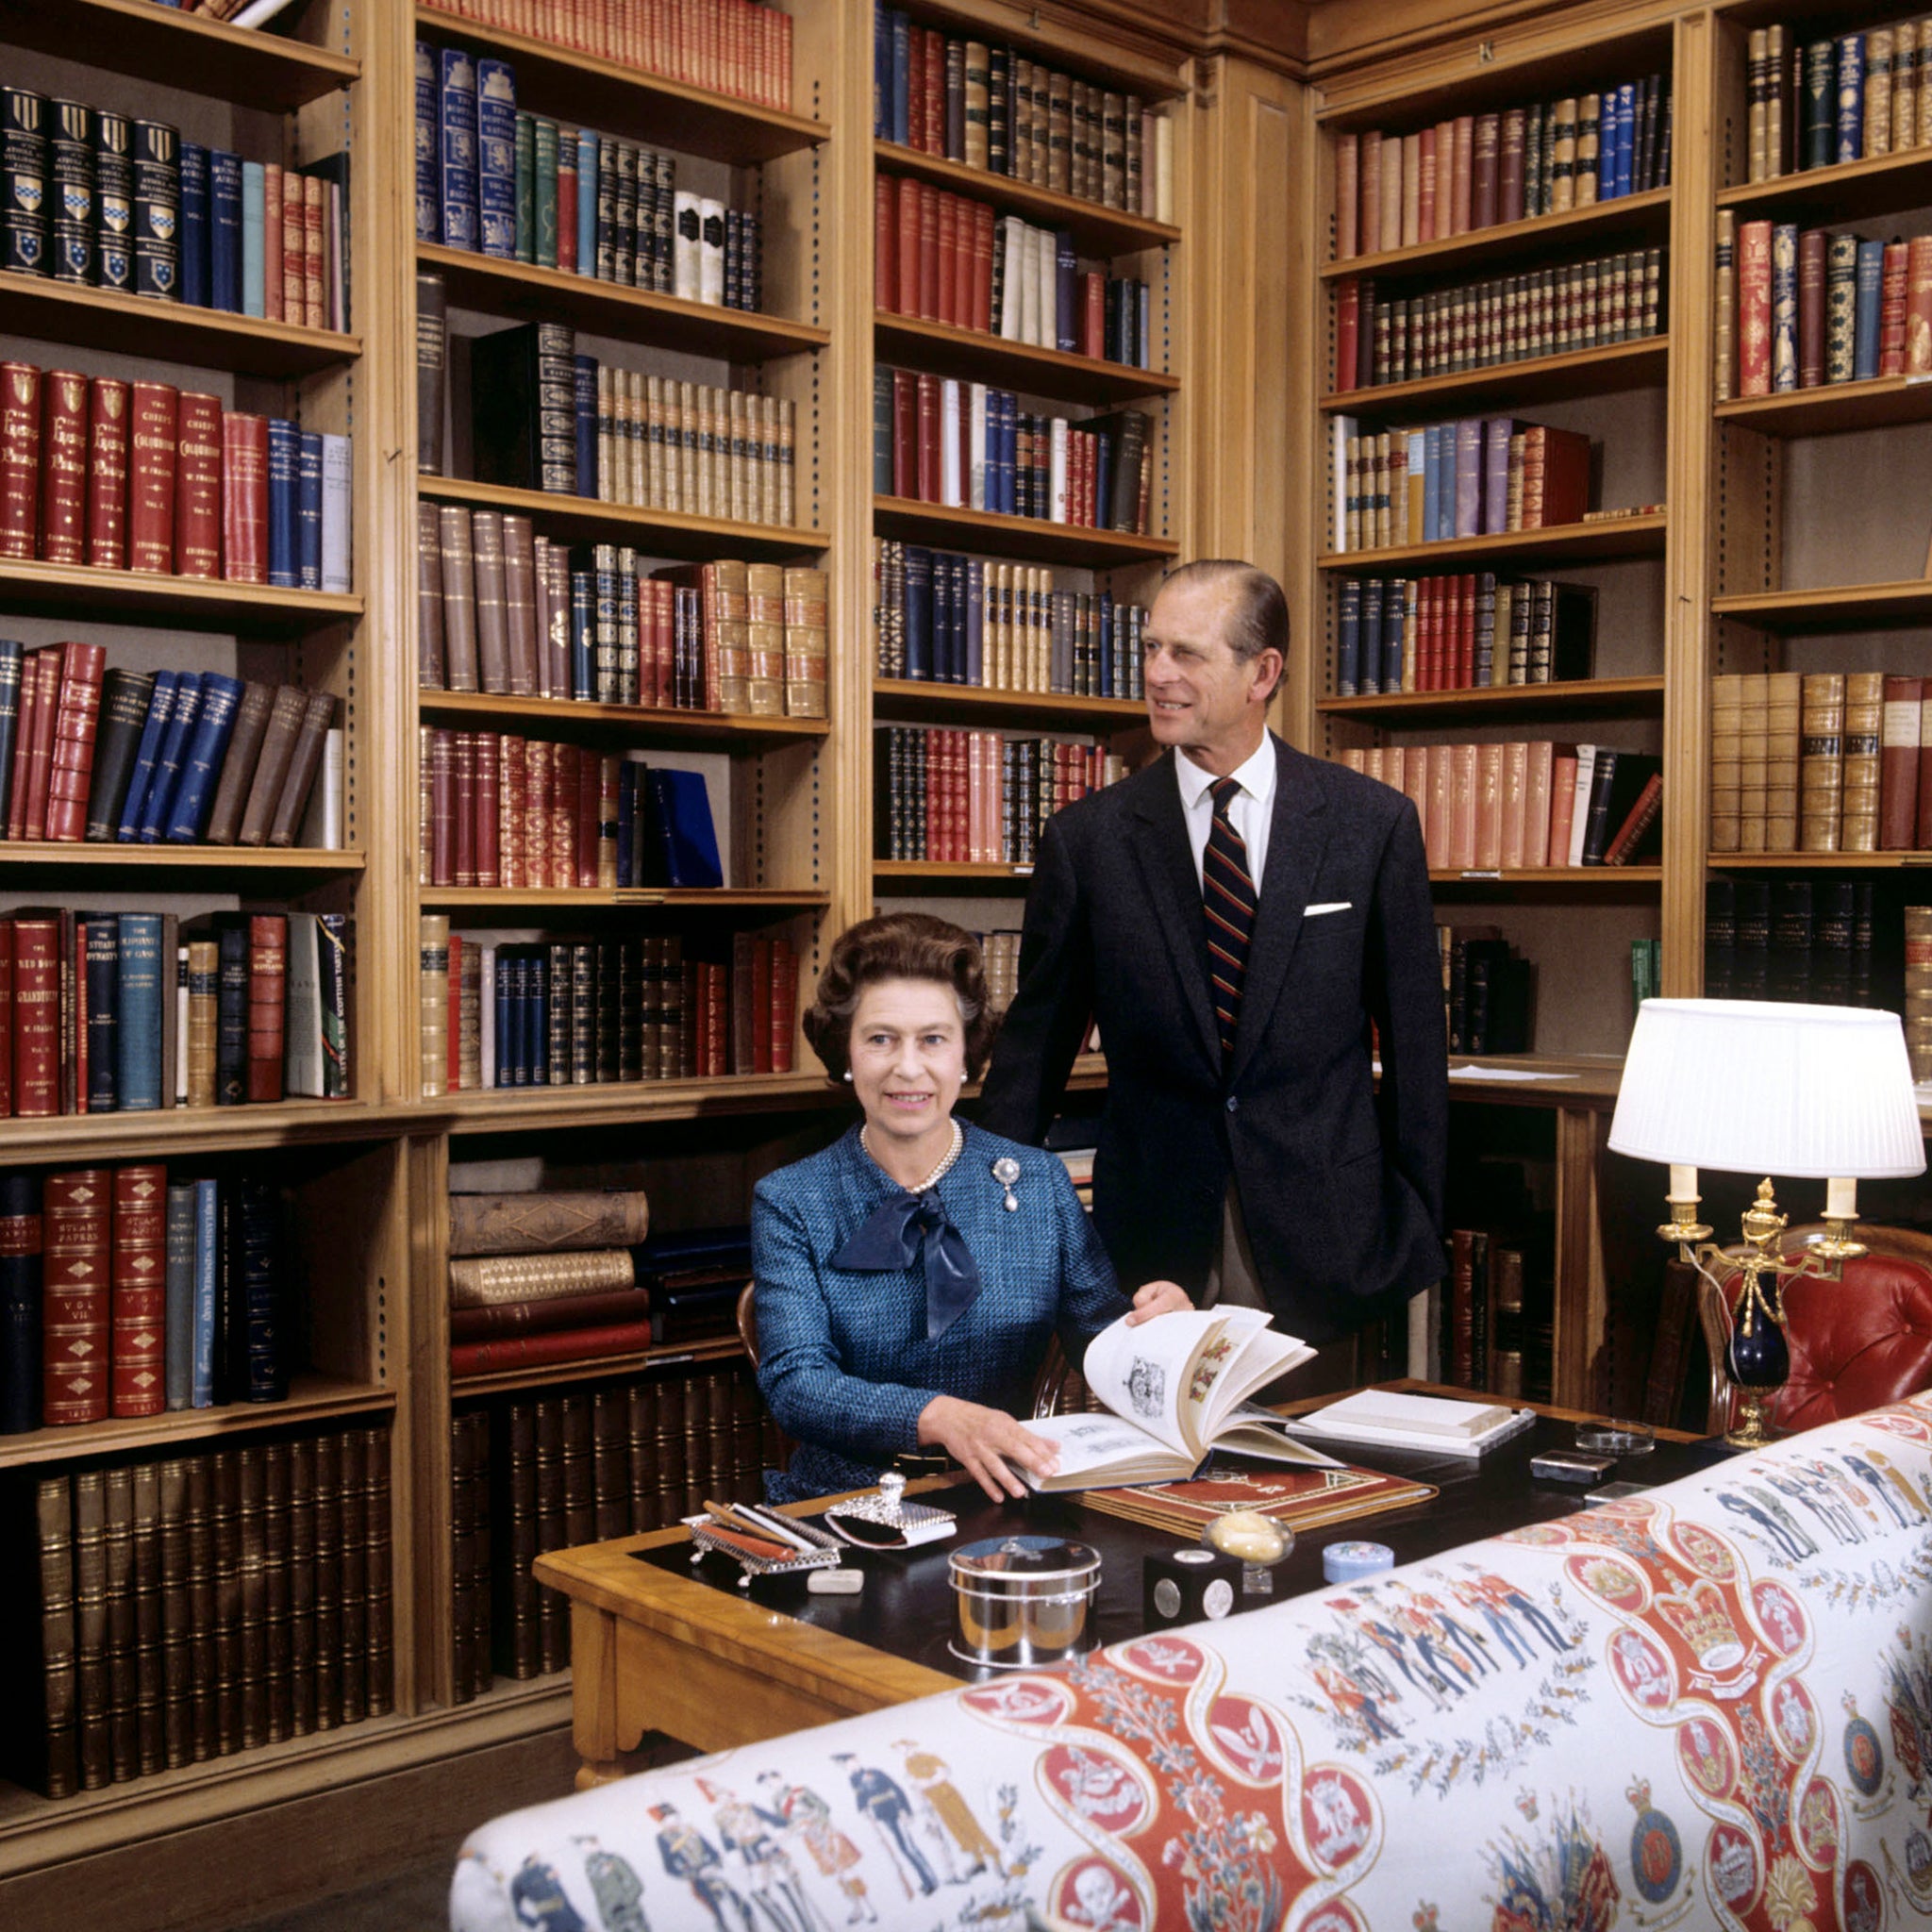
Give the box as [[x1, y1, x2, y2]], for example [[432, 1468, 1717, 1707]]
[[894, 176, 919, 318], [448, 1291, 648, 1344], [915, 177, 938, 322], [44, 640, 107, 845], [1333, 278, 1360, 393], [522, 738, 550, 888], [769, 941, 796, 1074], [451, 728, 476, 888], [474, 729, 500, 889], [125, 380, 178, 575], [921, 28, 947, 154], [550, 741, 579, 889], [108, 1164, 166, 1418], [10, 914, 55, 1116], [0, 361, 40, 560], [916, 372, 941, 501], [874, 172, 896, 313], [16, 648, 61, 842], [0, 923, 11, 1114], [1797, 227, 1825, 390], [704, 959, 728, 1075], [280, 163, 305, 326], [174, 390, 222, 579], [891, 370, 916, 498], [970, 201, 994, 334], [1495, 110, 1524, 227], [220, 409, 269, 586], [1357, 131, 1382, 256], [449, 1317, 657, 1377], [300, 174, 324, 330], [1335, 131, 1358, 259], [575, 742, 599, 888], [42, 1167, 110, 1423], [1470, 112, 1501, 229], [1740, 220, 1774, 395], [750, 936, 774, 1074], [1450, 115, 1474, 235], [245, 911, 287, 1104], [1521, 426, 1591, 528], [953, 195, 974, 334], [1882, 675, 1924, 851], [37, 369, 90, 567], [262, 162, 284, 323], [495, 732, 523, 890], [652, 578, 675, 709], [934, 188, 957, 328], [1418, 126, 1439, 242], [84, 377, 129, 572], [1081, 270, 1105, 358]]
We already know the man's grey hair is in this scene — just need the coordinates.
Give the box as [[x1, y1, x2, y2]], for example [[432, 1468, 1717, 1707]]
[[1160, 559, 1289, 666]]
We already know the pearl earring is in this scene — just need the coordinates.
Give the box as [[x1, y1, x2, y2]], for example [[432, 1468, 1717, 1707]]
[[842, 1071, 853, 1082]]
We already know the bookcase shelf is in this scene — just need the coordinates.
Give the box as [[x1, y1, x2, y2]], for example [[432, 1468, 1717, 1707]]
[[1708, 851, 1932, 870], [873, 860, 1040, 888], [418, 689, 829, 745], [429, 1071, 841, 1138], [449, 1331, 745, 1400], [1709, 582, 1932, 630], [874, 677, 1146, 728], [419, 476, 824, 561], [1319, 676, 1666, 724], [0, 275, 360, 381], [0, 0, 359, 109], [1426, 865, 1662, 895], [875, 142, 1181, 258], [1318, 513, 1667, 572], [0, 1100, 383, 1166], [412, 4, 831, 165], [874, 314, 1179, 407], [417, 243, 830, 363], [874, 495, 1176, 565], [421, 888, 830, 910], [0, 561, 361, 634], [1442, 1052, 1625, 1105], [1318, 338, 1668, 418], [1716, 144, 1932, 222], [1317, 189, 1673, 286], [0, 1376, 395, 1475], [1715, 375, 1932, 438], [0, 841, 360, 874]]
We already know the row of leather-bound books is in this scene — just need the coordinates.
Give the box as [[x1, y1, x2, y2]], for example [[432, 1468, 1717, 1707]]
[[450, 1366, 772, 1697], [3, 1420, 392, 1799]]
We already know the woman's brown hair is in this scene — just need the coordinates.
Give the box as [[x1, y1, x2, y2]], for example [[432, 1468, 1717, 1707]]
[[802, 912, 997, 1081]]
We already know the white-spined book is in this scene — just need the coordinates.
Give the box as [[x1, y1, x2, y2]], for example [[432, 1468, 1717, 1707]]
[[1284, 1388, 1537, 1459]]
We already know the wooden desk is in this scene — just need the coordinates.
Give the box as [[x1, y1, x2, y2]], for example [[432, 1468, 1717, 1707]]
[[535, 1387, 1712, 1789]]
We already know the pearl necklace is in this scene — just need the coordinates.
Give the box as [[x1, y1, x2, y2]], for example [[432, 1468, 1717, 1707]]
[[861, 1118, 963, 1194]]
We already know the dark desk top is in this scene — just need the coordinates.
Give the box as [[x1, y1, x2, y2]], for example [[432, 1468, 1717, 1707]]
[[636, 1413, 1729, 1683]]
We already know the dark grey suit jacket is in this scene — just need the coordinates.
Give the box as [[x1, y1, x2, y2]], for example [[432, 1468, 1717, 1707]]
[[976, 735, 1447, 1345]]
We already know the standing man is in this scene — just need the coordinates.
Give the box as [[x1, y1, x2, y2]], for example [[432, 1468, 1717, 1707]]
[[977, 559, 1445, 1353]]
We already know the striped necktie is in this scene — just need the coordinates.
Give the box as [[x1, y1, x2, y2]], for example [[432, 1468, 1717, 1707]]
[[1204, 775, 1258, 1064]]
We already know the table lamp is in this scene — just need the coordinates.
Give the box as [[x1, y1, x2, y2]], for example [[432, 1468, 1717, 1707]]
[[1607, 999, 1926, 1449]]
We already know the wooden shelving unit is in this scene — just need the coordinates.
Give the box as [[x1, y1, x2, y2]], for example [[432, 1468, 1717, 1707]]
[[1317, 512, 1668, 572], [1318, 337, 1669, 416], [874, 678, 1148, 727], [874, 494, 1180, 566], [0, 561, 362, 631], [419, 688, 829, 743], [1318, 675, 1666, 724], [874, 314, 1180, 406], [417, 475, 822, 559]]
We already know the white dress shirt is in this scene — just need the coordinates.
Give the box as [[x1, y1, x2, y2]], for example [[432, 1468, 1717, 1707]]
[[1174, 736, 1276, 895]]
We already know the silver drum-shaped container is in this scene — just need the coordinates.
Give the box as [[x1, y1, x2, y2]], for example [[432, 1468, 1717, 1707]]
[[947, 1534, 1101, 1669]]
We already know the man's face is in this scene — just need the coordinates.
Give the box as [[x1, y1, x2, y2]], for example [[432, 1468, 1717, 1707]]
[[1142, 576, 1282, 774]]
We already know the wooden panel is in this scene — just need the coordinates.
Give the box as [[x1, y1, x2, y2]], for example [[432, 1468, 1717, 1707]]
[[1554, 1106, 1612, 1410], [405, 1132, 453, 1714]]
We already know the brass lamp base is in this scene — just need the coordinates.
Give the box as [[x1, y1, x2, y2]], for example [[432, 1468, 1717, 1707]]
[[1724, 1385, 1779, 1452]]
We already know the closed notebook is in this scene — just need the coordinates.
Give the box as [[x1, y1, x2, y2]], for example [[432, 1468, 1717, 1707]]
[[1284, 1388, 1536, 1457], [643, 767, 722, 889]]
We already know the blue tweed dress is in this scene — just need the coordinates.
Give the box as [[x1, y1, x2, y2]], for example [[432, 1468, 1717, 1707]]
[[751, 1120, 1127, 1501]]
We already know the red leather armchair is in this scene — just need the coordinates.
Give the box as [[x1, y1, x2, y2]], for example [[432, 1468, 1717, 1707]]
[[1697, 1223, 1932, 1436]]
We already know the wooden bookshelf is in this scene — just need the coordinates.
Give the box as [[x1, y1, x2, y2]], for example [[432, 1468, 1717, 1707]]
[[1709, 582, 1932, 630], [1318, 337, 1668, 417], [0, 1101, 388, 1166], [1317, 513, 1667, 572], [417, 475, 824, 559], [1319, 675, 1665, 724], [420, 888, 831, 909], [874, 678, 1146, 727], [874, 314, 1180, 407], [1426, 865, 1664, 893], [0, 843, 363, 877], [1715, 375, 1932, 437], [419, 689, 828, 744], [451, 1333, 746, 1400], [0, 561, 362, 631], [874, 495, 1178, 566], [1716, 144, 1932, 223], [416, 1071, 841, 1136], [873, 860, 1041, 887], [1709, 852, 1932, 870]]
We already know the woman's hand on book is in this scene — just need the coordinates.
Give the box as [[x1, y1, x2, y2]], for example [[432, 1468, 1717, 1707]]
[[1124, 1279, 1192, 1325], [916, 1395, 1058, 1500]]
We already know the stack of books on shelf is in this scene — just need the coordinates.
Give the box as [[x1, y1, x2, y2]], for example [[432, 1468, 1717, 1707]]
[[4, 1422, 392, 1796], [4, 645, 341, 849], [418, 739, 723, 891], [421, 0, 794, 108], [874, 10, 1174, 222], [453, 1358, 772, 1690], [875, 368, 1153, 533], [872, 541, 1148, 698], [1709, 671, 1899, 854], [1332, 246, 1662, 391], [1742, 23, 1929, 181], [874, 175, 1153, 368], [1332, 74, 1673, 260], [1330, 417, 1603, 554], [1, 363, 353, 590], [1435, 923, 1534, 1054], [0, 91, 348, 327], [1342, 741, 1661, 869], [1705, 876, 1875, 1007], [1714, 219, 1931, 396], [417, 43, 762, 308], [0, 907, 350, 1118], [419, 509, 826, 719], [876, 727, 1124, 864], [0, 1162, 301, 1435], [1334, 572, 1594, 696], [421, 927, 797, 1096]]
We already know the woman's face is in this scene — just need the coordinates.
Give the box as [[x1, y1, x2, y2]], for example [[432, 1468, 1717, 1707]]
[[848, 975, 967, 1151]]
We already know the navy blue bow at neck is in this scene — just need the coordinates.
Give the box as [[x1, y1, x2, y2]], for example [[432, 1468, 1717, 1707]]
[[831, 1188, 981, 1340]]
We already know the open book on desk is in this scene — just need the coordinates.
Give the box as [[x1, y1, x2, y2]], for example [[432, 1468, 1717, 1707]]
[[1022, 1307, 1335, 1491]]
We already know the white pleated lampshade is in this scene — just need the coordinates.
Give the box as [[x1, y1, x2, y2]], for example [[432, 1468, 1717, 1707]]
[[1608, 1000, 1926, 1179]]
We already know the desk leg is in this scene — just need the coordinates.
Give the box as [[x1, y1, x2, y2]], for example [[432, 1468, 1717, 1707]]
[[571, 1602, 627, 1790]]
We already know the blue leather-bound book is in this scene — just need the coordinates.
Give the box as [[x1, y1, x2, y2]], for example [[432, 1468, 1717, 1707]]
[[964, 558, 984, 686], [439, 45, 479, 251], [164, 670, 242, 843], [116, 668, 178, 842], [1093, 429, 1113, 532], [1855, 239, 1884, 380], [137, 671, 201, 842], [575, 131, 597, 275], [492, 948, 514, 1087], [646, 767, 723, 889], [178, 140, 208, 308], [190, 1176, 218, 1407], [265, 417, 299, 587], [163, 1183, 194, 1411], [1384, 580, 1408, 693], [569, 569, 593, 699], [238, 1177, 284, 1403], [995, 390, 1016, 514], [874, 2, 891, 139], [115, 912, 164, 1112], [413, 41, 439, 242], [208, 148, 242, 312], [1836, 34, 1866, 165], [214, 923, 247, 1105], [240, 158, 264, 316], [475, 57, 517, 260], [889, 8, 911, 144], [1361, 579, 1387, 698], [934, 552, 956, 683], [1336, 577, 1362, 697], [1617, 82, 1639, 197], [0, 1170, 42, 1435], [1099, 591, 1117, 699], [1055, 229, 1077, 353], [902, 545, 933, 679], [82, 915, 118, 1113], [0, 638, 23, 833], [297, 429, 324, 590], [574, 354, 597, 498]]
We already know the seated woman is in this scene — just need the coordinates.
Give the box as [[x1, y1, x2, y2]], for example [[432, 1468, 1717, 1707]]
[[753, 912, 1189, 1502]]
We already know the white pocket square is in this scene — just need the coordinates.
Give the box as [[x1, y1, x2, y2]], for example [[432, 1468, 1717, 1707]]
[[1304, 901, 1353, 917]]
